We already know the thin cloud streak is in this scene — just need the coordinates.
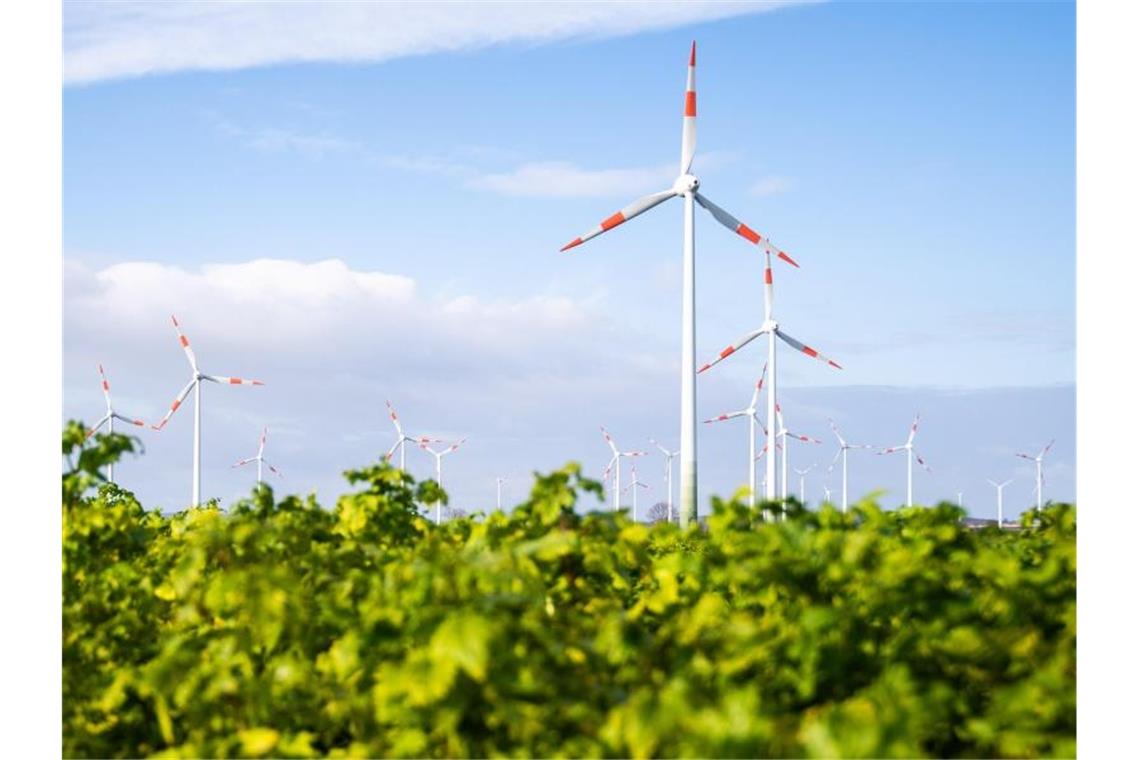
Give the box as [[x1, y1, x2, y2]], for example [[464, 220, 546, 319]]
[[64, 1, 819, 85]]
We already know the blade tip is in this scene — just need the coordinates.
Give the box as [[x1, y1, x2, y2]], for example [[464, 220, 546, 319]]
[[689, 41, 696, 66]]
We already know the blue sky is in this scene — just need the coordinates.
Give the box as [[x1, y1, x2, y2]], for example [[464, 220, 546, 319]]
[[63, 1, 1075, 515]]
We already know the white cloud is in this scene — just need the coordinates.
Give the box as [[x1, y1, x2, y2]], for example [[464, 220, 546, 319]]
[[469, 161, 675, 198], [749, 175, 791, 197], [64, 1, 816, 85]]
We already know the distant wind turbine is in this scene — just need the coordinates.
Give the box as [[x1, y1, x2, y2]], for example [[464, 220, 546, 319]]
[[153, 316, 263, 507], [600, 427, 646, 511], [793, 464, 816, 505], [86, 363, 147, 482], [420, 438, 467, 525], [622, 465, 651, 521], [1016, 439, 1054, 510], [232, 426, 282, 486], [384, 400, 440, 471], [775, 403, 821, 503], [649, 438, 679, 523], [702, 365, 767, 505], [496, 476, 507, 511], [987, 478, 1014, 526], [826, 419, 874, 513], [560, 42, 788, 527], [878, 414, 931, 507]]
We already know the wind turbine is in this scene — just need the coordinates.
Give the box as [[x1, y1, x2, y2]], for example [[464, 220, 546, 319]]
[[600, 427, 646, 511], [495, 476, 507, 511], [878, 414, 931, 507], [793, 464, 816, 505], [232, 426, 282, 486], [702, 365, 767, 505], [85, 364, 146, 482], [560, 42, 790, 527], [987, 477, 1014, 526], [622, 465, 651, 521], [153, 316, 263, 507], [1016, 439, 1054, 510], [826, 419, 874, 513], [649, 438, 679, 523], [420, 438, 467, 525], [822, 484, 833, 504], [699, 221, 839, 504], [775, 403, 821, 503], [384, 400, 440, 471]]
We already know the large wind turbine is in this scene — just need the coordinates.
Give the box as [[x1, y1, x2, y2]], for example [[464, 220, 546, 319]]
[[384, 400, 440, 471], [600, 427, 646, 511], [420, 438, 467, 525], [826, 418, 874, 513], [1016, 439, 1054, 510], [622, 465, 651, 522], [153, 316, 263, 507], [699, 225, 839, 503], [879, 414, 931, 507], [232, 426, 282, 486], [702, 365, 766, 505], [85, 363, 146, 482], [649, 438, 679, 523], [987, 477, 1014, 526], [560, 43, 789, 527], [774, 403, 821, 502]]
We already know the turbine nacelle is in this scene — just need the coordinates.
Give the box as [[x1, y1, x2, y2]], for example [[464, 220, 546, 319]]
[[672, 173, 700, 194]]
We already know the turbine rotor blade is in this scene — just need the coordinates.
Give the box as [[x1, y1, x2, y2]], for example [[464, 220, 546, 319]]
[[386, 400, 404, 436], [203, 375, 264, 386], [749, 363, 769, 410], [97, 363, 112, 409], [170, 315, 199, 372], [560, 189, 676, 252], [693, 193, 798, 265], [774, 328, 843, 369], [111, 413, 146, 427], [152, 378, 197, 430], [86, 414, 111, 439], [681, 41, 697, 174], [232, 457, 256, 468], [907, 414, 921, 446], [702, 410, 748, 424], [697, 326, 767, 373]]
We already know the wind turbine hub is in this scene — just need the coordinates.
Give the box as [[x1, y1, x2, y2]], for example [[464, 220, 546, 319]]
[[673, 173, 700, 193], [762, 319, 778, 332]]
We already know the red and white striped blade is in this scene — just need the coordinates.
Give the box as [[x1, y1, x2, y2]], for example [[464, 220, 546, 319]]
[[879, 445, 906, 455], [829, 418, 847, 447], [112, 412, 146, 427], [600, 426, 619, 455], [152, 378, 196, 430], [680, 41, 697, 174], [914, 450, 932, 472], [694, 192, 798, 267], [560, 189, 675, 252], [266, 462, 282, 477], [258, 426, 268, 457], [749, 363, 769, 410], [97, 363, 112, 409], [384, 439, 401, 463], [86, 413, 111, 439], [703, 409, 748, 424], [623, 450, 648, 458], [774, 328, 843, 370], [170, 315, 199, 372], [1015, 452, 1035, 461], [204, 375, 264, 386], [697, 326, 767, 373], [232, 457, 256, 468], [443, 438, 467, 455], [1040, 439, 1056, 457], [763, 255, 775, 321], [789, 431, 822, 444], [906, 414, 920, 446], [386, 400, 403, 436]]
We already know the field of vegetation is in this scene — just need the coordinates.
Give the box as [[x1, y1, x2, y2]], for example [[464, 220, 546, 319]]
[[63, 422, 1075, 758]]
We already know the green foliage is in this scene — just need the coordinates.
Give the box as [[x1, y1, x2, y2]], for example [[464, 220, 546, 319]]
[[64, 426, 1075, 758]]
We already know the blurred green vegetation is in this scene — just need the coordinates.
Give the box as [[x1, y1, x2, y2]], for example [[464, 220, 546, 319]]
[[63, 421, 1075, 758]]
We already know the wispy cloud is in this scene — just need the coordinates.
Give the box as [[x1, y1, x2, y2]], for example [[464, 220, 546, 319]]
[[749, 175, 792, 197], [208, 112, 356, 158], [468, 161, 676, 198], [64, 1, 817, 85]]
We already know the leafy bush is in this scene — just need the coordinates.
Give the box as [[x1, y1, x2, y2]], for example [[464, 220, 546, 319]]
[[63, 422, 1075, 758]]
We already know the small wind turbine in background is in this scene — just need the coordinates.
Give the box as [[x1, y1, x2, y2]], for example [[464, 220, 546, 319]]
[[826, 419, 873, 514], [1016, 439, 1054, 510], [232, 426, 282, 486], [987, 477, 1014, 526], [879, 414, 931, 507], [86, 363, 147, 483], [775, 403, 821, 503], [793, 464, 816, 505], [420, 438, 467, 525], [153, 316, 263, 507], [384, 400, 440, 471], [560, 42, 786, 527], [822, 483, 833, 505], [702, 364, 766, 505], [649, 438, 679, 523], [600, 427, 646, 511], [622, 465, 651, 522], [495, 476, 507, 511]]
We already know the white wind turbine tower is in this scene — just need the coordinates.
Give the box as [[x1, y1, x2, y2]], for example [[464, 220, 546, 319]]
[[600, 427, 646, 511], [699, 219, 840, 503], [793, 464, 816, 505], [1016, 439, 1054, 510], [622, 465, 651, 522], [878, 414, 931, 507], [775, 403, 822, 503], [702, 365, 767, 505], [232, 426, 282, 486], [495, 477, 507, 511], [987, 477, 1014, 526], [560, 43, 789, 528], [153, 316, 263, 507], [649, 438, 679, 523], [85, 364, 147, 482], [384, 400, 440, 471], [826, 419, 874, 513], [420, 438, 467, 525]]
